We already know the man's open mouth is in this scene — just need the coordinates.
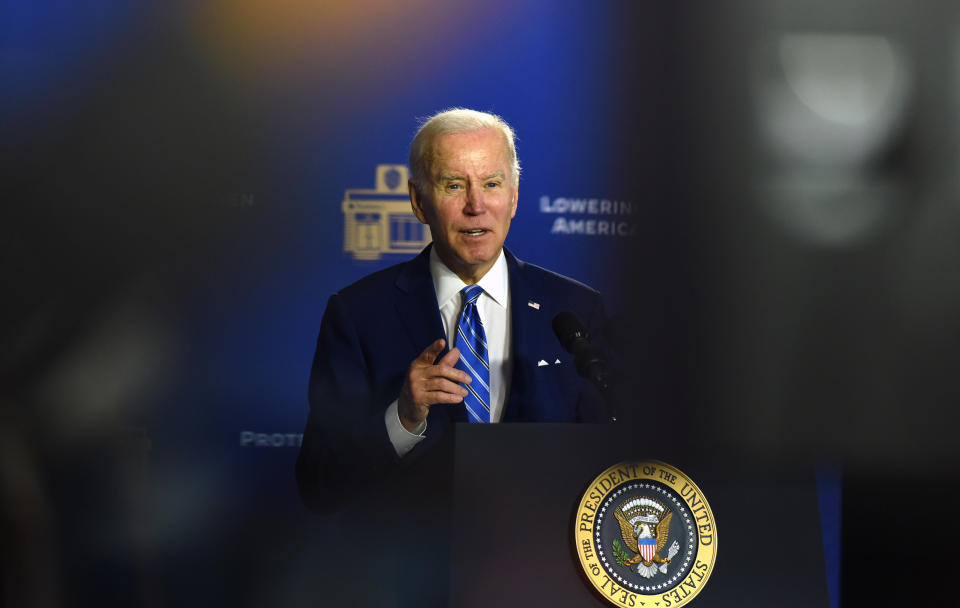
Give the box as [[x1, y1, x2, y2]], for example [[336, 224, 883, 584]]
[[461, 229, 487, 236]]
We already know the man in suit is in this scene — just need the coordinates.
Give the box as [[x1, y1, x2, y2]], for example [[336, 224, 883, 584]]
[[296, 109, 607, 514]]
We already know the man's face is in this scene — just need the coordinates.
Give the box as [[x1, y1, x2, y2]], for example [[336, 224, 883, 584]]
[[410, 128, 518, 284]]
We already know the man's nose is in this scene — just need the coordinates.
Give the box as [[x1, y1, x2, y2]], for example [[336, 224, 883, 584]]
[[463, 185, 485, 214]]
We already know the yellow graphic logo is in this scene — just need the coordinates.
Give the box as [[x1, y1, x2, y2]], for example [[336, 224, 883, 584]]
[[342, 165, 431, 260]]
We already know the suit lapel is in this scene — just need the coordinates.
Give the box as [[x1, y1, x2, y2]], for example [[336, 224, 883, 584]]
[[394, 245, 446, 355], [503, 248, 540, 422], [394, 245, 467, 426]]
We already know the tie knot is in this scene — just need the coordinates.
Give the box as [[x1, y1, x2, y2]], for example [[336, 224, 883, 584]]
[[461, 284, 483, 305]]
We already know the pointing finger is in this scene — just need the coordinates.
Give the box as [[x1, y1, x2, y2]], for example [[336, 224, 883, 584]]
[[434, 348, 471, 384], [418, 338, 446, 364], [438, 346, 461, 368]]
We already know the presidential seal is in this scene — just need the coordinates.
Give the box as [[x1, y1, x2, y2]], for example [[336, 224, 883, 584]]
[[574, 462, 717, 607]]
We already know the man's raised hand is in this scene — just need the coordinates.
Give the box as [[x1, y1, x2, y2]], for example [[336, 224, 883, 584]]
[[397, 339, 471, 432]]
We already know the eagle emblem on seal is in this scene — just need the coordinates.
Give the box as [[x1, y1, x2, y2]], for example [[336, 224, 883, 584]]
[[612, 497, 681, 578]]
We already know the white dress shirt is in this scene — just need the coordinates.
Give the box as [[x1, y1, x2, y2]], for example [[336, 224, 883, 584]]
[[385, 247, 512, 456]]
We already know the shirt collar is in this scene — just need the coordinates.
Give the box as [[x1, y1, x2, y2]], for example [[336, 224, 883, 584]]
[[429, 246, 509, 310]]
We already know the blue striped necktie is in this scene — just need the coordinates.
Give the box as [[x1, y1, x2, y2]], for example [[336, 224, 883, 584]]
[[454, 285, 491, 423]]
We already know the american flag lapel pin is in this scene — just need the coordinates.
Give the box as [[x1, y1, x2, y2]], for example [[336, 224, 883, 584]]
[[528, 300, 541, 310]]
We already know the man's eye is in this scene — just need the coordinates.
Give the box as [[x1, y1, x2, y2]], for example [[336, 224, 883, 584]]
[[486, 182, 500, 188], [447, 184, 461, 190]]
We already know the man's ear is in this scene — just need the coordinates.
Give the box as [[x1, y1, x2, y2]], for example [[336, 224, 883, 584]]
[[510, 183, 519, 219], [409, 179, 429, 224]]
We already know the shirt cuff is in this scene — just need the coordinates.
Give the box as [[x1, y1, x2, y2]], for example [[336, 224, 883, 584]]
[[385, 399, 426, 457]]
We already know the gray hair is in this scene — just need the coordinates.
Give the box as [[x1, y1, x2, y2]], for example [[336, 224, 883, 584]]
[[408, 108, 520, 193]]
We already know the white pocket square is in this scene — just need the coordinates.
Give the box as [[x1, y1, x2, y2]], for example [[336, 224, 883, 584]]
[[537, 359, 549, 367]]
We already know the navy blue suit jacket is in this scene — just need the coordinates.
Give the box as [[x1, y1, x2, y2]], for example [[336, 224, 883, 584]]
[[295, 245, 606, 512]]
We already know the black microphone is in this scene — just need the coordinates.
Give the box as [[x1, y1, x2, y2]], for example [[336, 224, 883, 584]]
[[552, 311, 609, 392]]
